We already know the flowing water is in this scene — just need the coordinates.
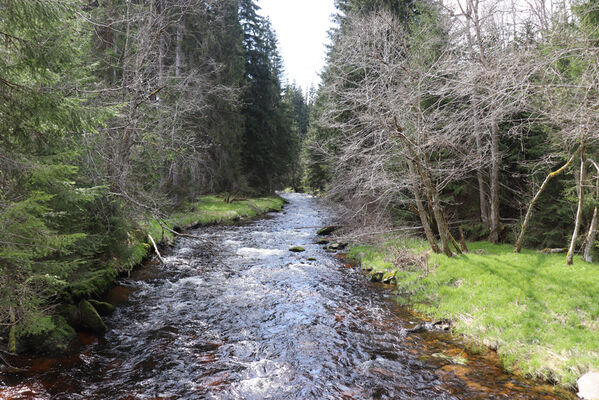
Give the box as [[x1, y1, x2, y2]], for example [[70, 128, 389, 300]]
[[0, 193, 574, 399]]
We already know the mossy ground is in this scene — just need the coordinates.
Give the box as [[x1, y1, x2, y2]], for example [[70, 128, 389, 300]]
[[347, 239, 599, 388]]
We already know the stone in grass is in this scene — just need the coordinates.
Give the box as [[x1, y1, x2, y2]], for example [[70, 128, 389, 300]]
[[88, 299, 115, 316], [370, 271, 385, 282], [289, 246, 306, 252], [79, 300, 108, 335], [578, 372, 599, 400]]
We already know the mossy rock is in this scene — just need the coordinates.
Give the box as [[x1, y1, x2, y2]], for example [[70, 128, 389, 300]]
[[62, 266, 120, 303], [307, 257, 317, 261], [382, 270, 397, 283], [17, 316, 76, 355], [317, 226, 340, 236], [88, 299, 115, 316], [56, 304, 80, 327], [79, 300, 108, 335], [370, 271, 384, 282], [327, 242, 348, 250], [316, 237, 330, 245], [289, 246, 306, 252]]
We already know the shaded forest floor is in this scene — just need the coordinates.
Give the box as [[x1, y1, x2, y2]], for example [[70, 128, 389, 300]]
[[347, 239, 599, 388]]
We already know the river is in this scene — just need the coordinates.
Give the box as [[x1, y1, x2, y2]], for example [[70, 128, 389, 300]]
[[0, 193, 573, 399]]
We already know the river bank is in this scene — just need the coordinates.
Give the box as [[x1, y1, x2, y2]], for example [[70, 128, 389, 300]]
[[347, 238, 599, 391], [3, 195, 285, 357]]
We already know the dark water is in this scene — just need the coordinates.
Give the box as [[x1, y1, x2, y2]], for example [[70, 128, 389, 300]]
[[0, 193, 573, 399]]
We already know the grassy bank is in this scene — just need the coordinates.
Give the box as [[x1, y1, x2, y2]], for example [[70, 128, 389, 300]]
[[72, 195, 286, 298], [347, 239, 599, 387]]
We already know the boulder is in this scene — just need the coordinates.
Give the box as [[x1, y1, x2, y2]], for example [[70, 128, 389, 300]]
[[78, 300, 108, 335], [317, 226, 340, 236], [370, 271, 384, 282], [88, 299, 115, 316], [578, 372, 599, 400], [56, 304, 80, 327], [289, 246, 306, 252], [382, 270, 396, 284], [316, 237, 330, 245], [17, 316, 76, 355], [327, 242, 348, 251]]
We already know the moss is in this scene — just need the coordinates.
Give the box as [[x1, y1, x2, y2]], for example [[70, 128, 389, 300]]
[[289, 246, 306, 252], [317, 225, 339, 236], [17, 315, 76, 355], [88, 299, 115, 316], [78, 300, 107, 335]]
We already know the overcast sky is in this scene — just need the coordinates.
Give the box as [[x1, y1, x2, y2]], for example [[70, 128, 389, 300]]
[[256, 0, 337, 92]]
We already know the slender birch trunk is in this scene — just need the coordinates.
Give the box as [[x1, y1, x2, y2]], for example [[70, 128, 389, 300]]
[[567, 145, 586, 265], [175, 19, 184, 78], [514, 149, 578, 252], [489, 122, 501, 243], [583, 159, 599, 262]]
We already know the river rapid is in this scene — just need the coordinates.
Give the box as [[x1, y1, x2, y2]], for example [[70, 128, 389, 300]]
[[0, 193, 573, 399]]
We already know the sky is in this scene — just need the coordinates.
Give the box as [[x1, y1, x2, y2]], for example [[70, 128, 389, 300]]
[[256, 0, 337, 92]]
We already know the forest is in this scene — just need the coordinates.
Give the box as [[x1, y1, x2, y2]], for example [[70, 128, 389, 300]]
[[0, 0, 308, 354], [1, 0, 599, 393], [305, 0, 599, 261]]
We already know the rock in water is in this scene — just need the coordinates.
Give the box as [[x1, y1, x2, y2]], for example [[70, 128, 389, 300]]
[[79, 300, 108, 335], [317, 226, 339, 236], [17, 316, 77, 355], [578, 372, 599, 400], [289, 246, 306, 252]]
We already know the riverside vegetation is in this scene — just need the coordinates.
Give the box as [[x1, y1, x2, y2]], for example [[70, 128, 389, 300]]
[[1, 0, 300, 359], [346, 239, 599, 388], [2, 195, 284, 356]]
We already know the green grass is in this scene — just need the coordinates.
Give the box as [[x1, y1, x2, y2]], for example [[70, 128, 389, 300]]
[[144, 195, 285, 245], [348, 239, 599, 387]]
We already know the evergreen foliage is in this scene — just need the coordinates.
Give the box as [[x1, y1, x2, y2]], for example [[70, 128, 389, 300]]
[[0, 0, 300, 349]]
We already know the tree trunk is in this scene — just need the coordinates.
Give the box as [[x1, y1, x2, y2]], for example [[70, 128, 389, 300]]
[[488, 122, 501, 243], [514, 149, 578, 252], [156, 0, 166, 86], [477, 168, 489, 226], [408, 160, 441, 253], [583, 159, 599, 262], [8, 306, 16, 353], [442, 211, 462, 255], [583, 208, 598, 262], [420, 156, 452, 257], [567, 145, 586, 265], [459, 226, 469, 253], [175, 19, 184, 78]]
